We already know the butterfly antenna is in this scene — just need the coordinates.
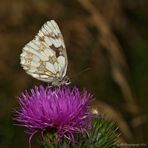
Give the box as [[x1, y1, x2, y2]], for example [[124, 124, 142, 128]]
[[77, 67, 91, 76], [72, 67, 91, 81]]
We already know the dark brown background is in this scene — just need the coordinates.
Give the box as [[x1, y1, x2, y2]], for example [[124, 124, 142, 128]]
[[0, 0, 148, 147]]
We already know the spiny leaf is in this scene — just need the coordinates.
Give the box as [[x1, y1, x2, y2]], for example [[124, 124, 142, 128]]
[[40, 118, 119, 148], [76, 118, 119, 148]]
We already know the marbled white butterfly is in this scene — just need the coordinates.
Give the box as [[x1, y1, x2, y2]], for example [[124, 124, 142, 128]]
[[20, 20, 70, 86]]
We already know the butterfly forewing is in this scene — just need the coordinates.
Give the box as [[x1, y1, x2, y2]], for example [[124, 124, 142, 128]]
[[20, 20, 68, 83]]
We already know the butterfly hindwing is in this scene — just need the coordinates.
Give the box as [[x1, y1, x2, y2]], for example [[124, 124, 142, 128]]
[[20, 20, 67, 83]]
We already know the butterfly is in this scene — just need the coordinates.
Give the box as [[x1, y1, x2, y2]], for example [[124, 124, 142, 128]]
[[20, 20, 70, 86]]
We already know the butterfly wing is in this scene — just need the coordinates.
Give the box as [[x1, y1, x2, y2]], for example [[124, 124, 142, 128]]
[[20, 20, 68, 82]]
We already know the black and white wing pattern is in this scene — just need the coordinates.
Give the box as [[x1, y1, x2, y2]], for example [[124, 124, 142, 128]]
[[20, 20, 68, 84]]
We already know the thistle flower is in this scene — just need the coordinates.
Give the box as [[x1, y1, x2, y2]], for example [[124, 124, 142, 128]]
[[14, 85, 92, 146]]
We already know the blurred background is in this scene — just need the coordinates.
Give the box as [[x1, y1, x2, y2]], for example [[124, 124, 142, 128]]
[[0, 0, 148, 147]]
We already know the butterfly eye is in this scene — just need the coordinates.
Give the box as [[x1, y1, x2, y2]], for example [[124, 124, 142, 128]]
[[65, 78, 71, 85]]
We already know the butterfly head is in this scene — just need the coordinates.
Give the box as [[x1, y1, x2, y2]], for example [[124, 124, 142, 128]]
[[52, 76, 71, 86]]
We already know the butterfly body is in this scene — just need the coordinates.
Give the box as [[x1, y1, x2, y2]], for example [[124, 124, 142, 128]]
[[51, 76, 70, 86], [20, 20, 70, 86]]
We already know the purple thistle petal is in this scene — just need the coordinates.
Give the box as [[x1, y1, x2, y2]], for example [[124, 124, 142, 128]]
[[14, 85, 92, 145]]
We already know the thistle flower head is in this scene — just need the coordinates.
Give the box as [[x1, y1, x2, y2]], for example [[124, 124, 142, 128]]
[[14, 85, 92, 144]]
